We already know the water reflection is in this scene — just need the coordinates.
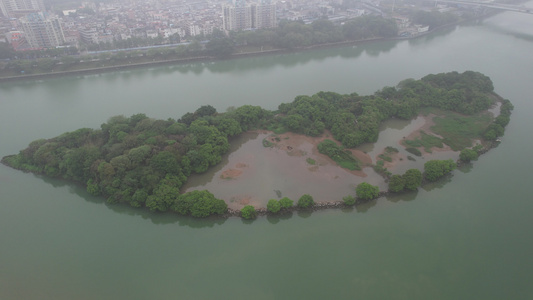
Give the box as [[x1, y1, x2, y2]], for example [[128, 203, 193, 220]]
[[421, 174, 454, 192], [266, 214, 280, 224], [49, 38, 402, 82], [407, 26, 457, 46], [297, 210, 313, 219], [341, 206, 355, 213], [457, 162, 474, 174], [386, 190, 419, 203], [34, 173, 229, 228], [355, 198, 377, 213], [481, 15, 533, 43]]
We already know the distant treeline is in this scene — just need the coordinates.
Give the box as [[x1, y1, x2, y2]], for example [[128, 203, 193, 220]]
[[1, 16, 398, 73], [2, 71, 507, 217], [231, 16, 398, 51]]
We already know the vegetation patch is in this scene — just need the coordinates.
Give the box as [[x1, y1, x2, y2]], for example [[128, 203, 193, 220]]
[[356, 182, 379, 200], [317, 139, 361, 171], [405, 147, 422, 157], [241, 205, 257, 219], [262, 138, 274, 147], [297, 194, 315, 208], [373, 160, 391, 177], [403, 131, 443, 153], [429, 109, 493, 151], [424, 159, 457, 182], [306, 157, 316, 165], [378, 153, 392, 162], [385, 146, 399, 154]]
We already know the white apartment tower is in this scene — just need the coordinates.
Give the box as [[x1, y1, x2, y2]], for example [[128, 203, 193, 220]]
[[18, 12, 65, 49], [223, 0, 276, 31], [0, 0, 45, 18], [252, 0, 276, 29]]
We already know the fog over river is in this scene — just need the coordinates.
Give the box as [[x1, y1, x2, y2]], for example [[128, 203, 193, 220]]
[[1, 7, 533, 299]]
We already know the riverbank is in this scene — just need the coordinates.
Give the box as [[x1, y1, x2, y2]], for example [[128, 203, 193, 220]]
[[0, 10, 500, 82], [0, 38, 386, 82]]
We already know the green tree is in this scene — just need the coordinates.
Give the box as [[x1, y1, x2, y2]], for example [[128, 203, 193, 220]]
[[241, 205, 257, 219], [356, 182, 379, 200], [206, 33, 235, 58], [150, 151, 179, 174], [403, 169, 422, 191], [424, 159, 456, 181], [267, 199, 281, 213], [279, 197, 294, 209], [388, 174, 405, 192], [459, 148, 479, 162], [145, 183, 180, 212], [86, 179, 100, 196], [171, 190, 226, 217], [343, 195, 356, 205], [297, 194, 315, 208]]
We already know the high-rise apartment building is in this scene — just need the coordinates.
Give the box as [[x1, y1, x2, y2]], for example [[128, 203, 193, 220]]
[[0, 0, 45, 18], [252, 0, 276, 29], [223, 0, 276, 32], [18, 12, 65, 49]]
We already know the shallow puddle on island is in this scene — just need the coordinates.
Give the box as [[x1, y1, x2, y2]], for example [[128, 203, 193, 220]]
[[184, 116, 460, 209], [183, 132, 377, 209]]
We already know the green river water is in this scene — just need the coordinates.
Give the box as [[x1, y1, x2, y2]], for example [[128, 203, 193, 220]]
[[1, 9, 533, 299]]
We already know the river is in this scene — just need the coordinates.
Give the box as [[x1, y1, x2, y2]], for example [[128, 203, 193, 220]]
[[1, 9, 533, 299]]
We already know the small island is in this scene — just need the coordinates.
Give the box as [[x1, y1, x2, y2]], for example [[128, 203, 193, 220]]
[[2, 71, 513, 219]]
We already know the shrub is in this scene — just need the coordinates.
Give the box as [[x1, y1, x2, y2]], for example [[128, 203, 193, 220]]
[[279, 197, 294, 209], [459, 148, 478, 162], [297, 194, 315, 208], [262, 138, 273, 147], [343, 195, 356, 205], [388, 175, 405, 193], [267, 199, 281, 213], [241, 205, 257, 219], [385, 146, 399, 153], [406, 147, 422, 156], [403, 169, 422, 191], [356, 182, 379, 200]]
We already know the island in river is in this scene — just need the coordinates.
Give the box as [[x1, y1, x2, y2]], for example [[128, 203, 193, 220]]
[[1, 71, 513, 219]]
